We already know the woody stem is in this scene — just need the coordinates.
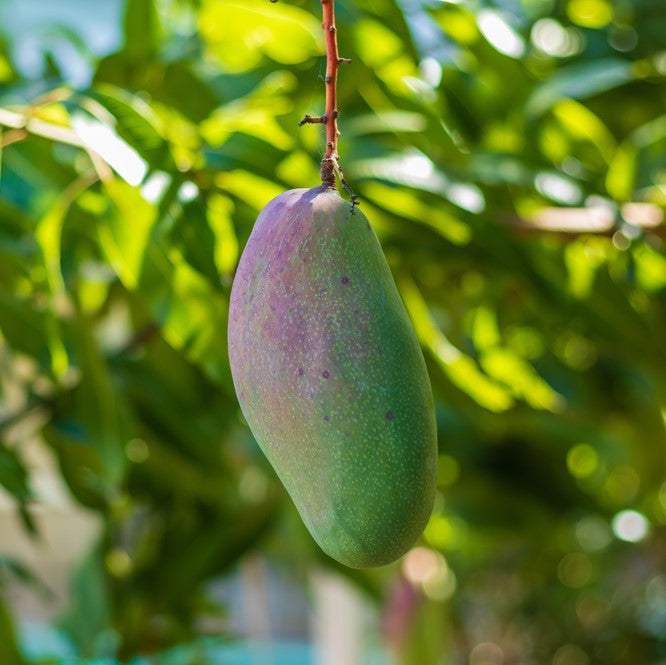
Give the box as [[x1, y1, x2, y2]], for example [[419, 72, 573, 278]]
[[319, 0, 348, 188]]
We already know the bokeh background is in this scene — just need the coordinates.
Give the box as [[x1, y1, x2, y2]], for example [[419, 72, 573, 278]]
[[1, 0, 666, 663]]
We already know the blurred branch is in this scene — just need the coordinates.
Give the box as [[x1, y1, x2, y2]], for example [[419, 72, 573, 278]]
[[0, 108, 85, 148], [0, 105, 114, 181], [0, 398, 51, 434], [512, 203, 665, 237], [1, 129, 28, 148]]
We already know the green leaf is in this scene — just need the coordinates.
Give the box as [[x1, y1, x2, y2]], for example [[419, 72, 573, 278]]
[[123, 0, 160, 64], [0, 292, 51, 360], [99, 178, 157, 290], [0, 442, 37, 534], [199, 0, 323, 73], [200, 71, 296, 151], [35, 174, 97, 296], [207, 193, 239, 279], [362, 182, 471, 245], [399, 278, 514, 412], [606, 114, 666, 201], [58, 544, 110, 658], [151, 248, 232, 388], [0, 594, 26, 665], [0, 555, 53, 598], [479, 348, 564, 412], [552, 99, 616, 164], [71, 313, 130, 485], [527, 59, 633, 116], [218, 169, 284, 212], [345, 110, 428, 137], [86, 85, 170, 168]]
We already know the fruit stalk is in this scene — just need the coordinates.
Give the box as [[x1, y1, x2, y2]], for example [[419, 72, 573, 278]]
[[297, 0, 351, 192], [320, 0, 347, 187]]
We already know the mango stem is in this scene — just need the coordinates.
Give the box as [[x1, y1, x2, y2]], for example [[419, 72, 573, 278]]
[[318, 0, 346, 188], [274, 0, 358, 207]]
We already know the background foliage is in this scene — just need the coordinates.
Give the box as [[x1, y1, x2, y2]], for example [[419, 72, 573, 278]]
[[1, 0, 666, 663]]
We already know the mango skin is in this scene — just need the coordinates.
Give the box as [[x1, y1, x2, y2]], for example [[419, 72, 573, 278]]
[[228, 186, 437, 568]]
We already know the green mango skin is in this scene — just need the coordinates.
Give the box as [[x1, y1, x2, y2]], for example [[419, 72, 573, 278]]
[[228, 186, 437, 568]]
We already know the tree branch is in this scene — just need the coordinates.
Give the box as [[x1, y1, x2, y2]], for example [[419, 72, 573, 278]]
[[0, 108, 85, 148]]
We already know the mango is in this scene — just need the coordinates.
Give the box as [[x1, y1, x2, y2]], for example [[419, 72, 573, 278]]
[[228, 186, 437, 568]]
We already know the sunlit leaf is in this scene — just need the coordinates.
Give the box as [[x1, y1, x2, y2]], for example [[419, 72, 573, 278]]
[[634, 243, 666, 292], [199, 0, 322, 73], [200, 72, 296, 150], [276, 150, 320, 187], [471, 306, 500, 349], [217, 169, 284, 212], [362, 182, 470, 244], [527, 59, 633, 115], [345, 111, 427, 137], [354, 19, 403, 68], [552, 99, 616, 163], [565, 237, 612, 298], [480, 348, 564, 412], [87, 84, 169, 167], [35, 174, 97, 295], [99, 178, 157, 289], [72, 113, 147, 186], [207, 193, 238, 278], [400, 278, 514, 412], [606, 115, 666, 201]]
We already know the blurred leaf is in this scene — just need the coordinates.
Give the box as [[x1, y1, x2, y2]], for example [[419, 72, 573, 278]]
[[58, 544, 110, 658], [218, 169, 284, 212], [35, 173, 97, 294], [199, 0, 323, 73], [86, 85, 170, 168], [346, 111, 427, 137], [479, 348, 564, 412], [201, 72, 296, 151], [123, 0, 160, 64], [207, 193, 238, 279], [362, 182, 471, 245], [400, 278, 514, 412], [0, 292, 51, 361], [552, 99, 616, 164], [0, 555, 53, 598], [100, 178, 157, 289], [0, 442, 37, 534], [354, 18, 403, 68], [0, 595, 26, 665], [634, 243, 666, 292], [606, 115, 666, 201], [527, 59, 633, 116]]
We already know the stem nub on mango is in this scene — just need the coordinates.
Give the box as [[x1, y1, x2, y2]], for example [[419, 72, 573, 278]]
[[228, 186, 437, 568]]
